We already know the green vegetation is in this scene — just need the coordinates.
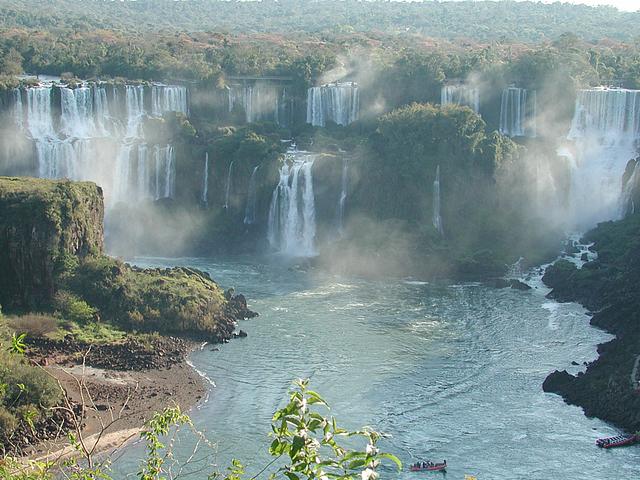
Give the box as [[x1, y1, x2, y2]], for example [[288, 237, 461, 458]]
[[0, 0, 637, 41], [541, 213, 640, 432], [0, 316, 62, 454], [0, 379, 400, 480], [0, 177, 244, 340]]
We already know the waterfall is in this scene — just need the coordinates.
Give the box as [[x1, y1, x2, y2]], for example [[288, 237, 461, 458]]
[[441, 85, 480, 113], [125, 85, 145, 138], [432, 165, 444, 236], [12, 81, 188, 207], [151, 144, 175, 200], [244, 165, 261, 225], [306, 82, 359, 127], [337, 157, 349, 234], [61, 87, 97, 138], [267, 150, 318, 256], [13, 88, 23, 128], [25, 87, 55, 138], [224, 159, 236, 209], [621, 159, 639, 216], [152, 84, 188, 116], [202, 152, 209, 205], [228, 83, 283, 124], [565, 87, 640, 228], [500, 87, 536, 137], [137, 143, 149, 200], [114, 144, 134, 201]]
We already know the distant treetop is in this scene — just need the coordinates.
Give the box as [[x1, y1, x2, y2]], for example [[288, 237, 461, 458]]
[[0, 0, 638, 42]]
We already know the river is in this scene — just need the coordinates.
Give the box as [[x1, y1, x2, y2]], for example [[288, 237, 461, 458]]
[[111, 255, 640, 479]]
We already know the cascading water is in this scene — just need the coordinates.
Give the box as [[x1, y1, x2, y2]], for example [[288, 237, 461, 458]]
[[224, 159, 236, 209], [228, 83, 285, 124], [244, 165, 261, 225], [306, 82, 359, 127], [13, 81, 187, 206], [267, 150, 318, 256], [13, 88, 23, 128], [565, 87, 640, 228], [152, 85, 188, 117], [441, 85, 480, 113], [202, 152, 209, 205], [337, 157, 349, 234], [500, 87, 536, 137], [432, 165, 444, 236]]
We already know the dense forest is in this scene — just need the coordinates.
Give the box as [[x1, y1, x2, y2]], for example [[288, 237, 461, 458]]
[[0, 0, 638, 42]]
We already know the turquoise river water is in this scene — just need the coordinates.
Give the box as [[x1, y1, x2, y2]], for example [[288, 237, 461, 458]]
[[111, 255, 640, 479]]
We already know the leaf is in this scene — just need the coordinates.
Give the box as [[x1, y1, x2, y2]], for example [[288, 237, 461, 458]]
[[290, 435, 305, 459], [284, 472, 300, 480], [377, 453, 403, 471]]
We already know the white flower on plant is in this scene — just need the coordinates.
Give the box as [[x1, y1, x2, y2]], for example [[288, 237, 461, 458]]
[[361, 467, 379, 480], [365, 444, 379, 456]]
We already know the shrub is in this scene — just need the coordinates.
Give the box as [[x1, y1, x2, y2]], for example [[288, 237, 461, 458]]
[[53, 291, 97, 324], [6, 314, 58, 337]]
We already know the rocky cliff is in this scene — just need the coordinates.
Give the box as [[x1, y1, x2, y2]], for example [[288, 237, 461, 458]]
[[0, 176, 255, 341], [542, 214, 640, 432], [0, 177, 104, 311]]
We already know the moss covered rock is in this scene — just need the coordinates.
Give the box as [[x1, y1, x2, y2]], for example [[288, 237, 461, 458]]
[[0, 177, 103, 310], [0, 176, 255, 341]]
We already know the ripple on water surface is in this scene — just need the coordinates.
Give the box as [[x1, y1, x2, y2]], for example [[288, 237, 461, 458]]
[[113, 255, 640, 480]]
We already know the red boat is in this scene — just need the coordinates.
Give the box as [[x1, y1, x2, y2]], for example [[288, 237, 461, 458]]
[[596, 434, 638, 449], [410, 461, 447, 472]]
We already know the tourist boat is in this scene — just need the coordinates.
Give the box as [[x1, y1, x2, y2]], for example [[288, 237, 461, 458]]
[[410, 461, 447, 472], [596, 434, 638, 449]]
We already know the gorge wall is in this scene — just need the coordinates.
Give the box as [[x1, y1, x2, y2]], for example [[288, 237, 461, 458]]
[[0, 177, 103, 310]]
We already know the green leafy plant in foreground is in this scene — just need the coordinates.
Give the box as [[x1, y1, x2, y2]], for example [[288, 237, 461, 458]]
[[0, 379, 401, 480]]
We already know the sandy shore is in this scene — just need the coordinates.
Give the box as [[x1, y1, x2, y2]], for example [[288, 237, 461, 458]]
[[28, 359, 206, 462]]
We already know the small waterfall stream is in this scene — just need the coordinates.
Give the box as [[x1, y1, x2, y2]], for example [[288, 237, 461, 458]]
[[224, 159, 236, 209], [337, 157, 349, 234], [244, 165, 261, 225], [306, 82, 359, 127], [267, 149, 318, 256], [202, 152, 209, 205], [499, 87, 536, 137], [441, 85, 480, 113], [432, 165, 444, 236]]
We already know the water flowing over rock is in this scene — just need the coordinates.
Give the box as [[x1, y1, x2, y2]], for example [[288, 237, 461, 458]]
[[228, 82, 288, 125], [202, 152, 209, 206], [224, 159, 236, 209], [565, 87, 640, 228], [13, 81, 189, 207], [500, 87, 536, 137], [441, 85, 480, 113], [152, 84, 188, 117], [306, 82, 359, 127], [432, 165, 444, 236], [244, 165, 261, 224], [267, 150, 317, 256], [337, 156, 349, 234]]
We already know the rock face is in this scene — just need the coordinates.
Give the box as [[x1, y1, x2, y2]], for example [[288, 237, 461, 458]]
[[0, 177, 104, 310], [543, 215, 640, 432], [0, 176, 257, 341]]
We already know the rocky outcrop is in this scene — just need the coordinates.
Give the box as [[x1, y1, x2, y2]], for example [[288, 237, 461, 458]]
[[543, 215, 640, 432], [0, 176, 257, 342], [0, 177, 104, 311]]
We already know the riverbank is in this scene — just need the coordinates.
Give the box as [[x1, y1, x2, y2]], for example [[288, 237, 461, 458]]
[[542, 215, 640, 433], [20, 336, 207, 460]]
